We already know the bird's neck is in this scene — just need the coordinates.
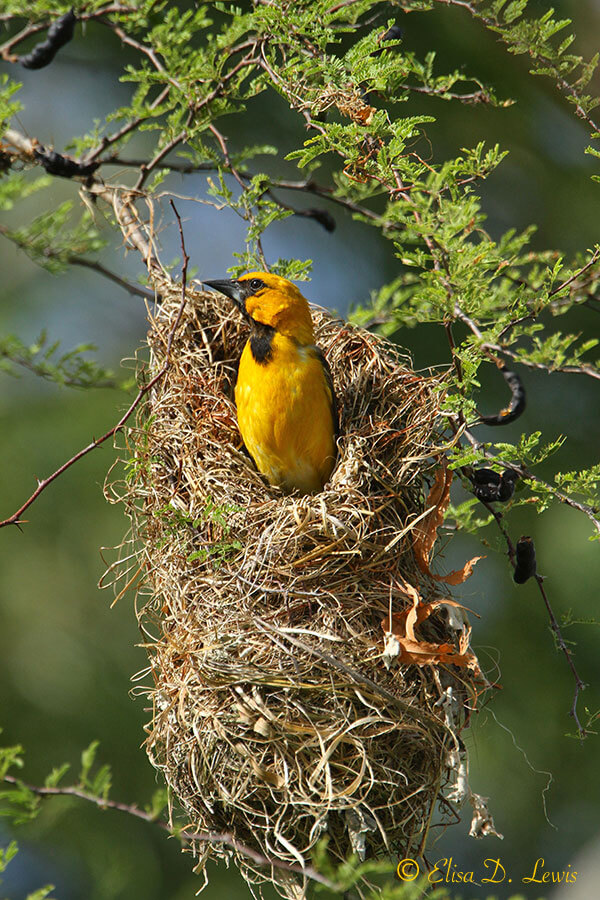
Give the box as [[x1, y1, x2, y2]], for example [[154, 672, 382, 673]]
[[248, 318, 316, 365], [271, 306, 315, 346], [248, 296, 315, 346]]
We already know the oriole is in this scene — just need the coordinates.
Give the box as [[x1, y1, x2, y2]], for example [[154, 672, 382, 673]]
[[204, 272, 338, 494]]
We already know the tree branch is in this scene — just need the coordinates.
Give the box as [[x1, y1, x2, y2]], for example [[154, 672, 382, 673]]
[[0, 774, 336, 889], [68, 257, 157, 302], [397, 81, 493, 104], [432, 0, 600, 134], [454, 302, 600, 382], [0, 5, 136, 61]]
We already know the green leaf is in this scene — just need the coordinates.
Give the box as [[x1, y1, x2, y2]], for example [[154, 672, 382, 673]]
[[0, 840, 19, 874], [79, 741, 100, 787]]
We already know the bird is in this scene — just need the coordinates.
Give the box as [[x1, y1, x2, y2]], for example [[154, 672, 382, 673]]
[[204, 272, 338, 494]]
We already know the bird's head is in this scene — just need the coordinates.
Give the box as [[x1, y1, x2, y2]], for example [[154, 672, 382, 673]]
[[204, 272, 315, 344]]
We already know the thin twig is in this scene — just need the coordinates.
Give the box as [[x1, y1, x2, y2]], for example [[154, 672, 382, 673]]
[[133, 51, 260, 191], [548, 248, 600, 298], [0, 217, 158, 301], [69, 257, 157, 302], [397, 82, 492, 104], [534, 576, 587, 737], [454, 302, 600, 381], [85, 86, 172, 164], [494, 249, 600, 341]]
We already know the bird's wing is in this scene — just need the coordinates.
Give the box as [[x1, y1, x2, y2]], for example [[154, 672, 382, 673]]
[[309, 346, 339, 440]]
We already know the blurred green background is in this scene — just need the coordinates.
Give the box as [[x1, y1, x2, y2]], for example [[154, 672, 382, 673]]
[[1, 2, 599, 898]]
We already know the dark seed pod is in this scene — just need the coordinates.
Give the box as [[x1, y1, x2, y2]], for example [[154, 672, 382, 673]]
[[470, 467, 519, 503], [497, 468, 519, 501], [296, 207, 336, 232], [513, 535, 537, 584], [381, 25, 404, 42], [480, 365, 526, 426], [34, 146, 99, 179], [471, 467, 501, 502], [371, 23, 404, 57], [20, 9, 77, 70]]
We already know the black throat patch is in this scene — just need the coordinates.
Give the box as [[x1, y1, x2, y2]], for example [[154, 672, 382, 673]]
[[249, 320, 275, 364]]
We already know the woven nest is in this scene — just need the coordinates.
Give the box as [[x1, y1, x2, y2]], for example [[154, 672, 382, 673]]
[[108, 284, 486, 896]]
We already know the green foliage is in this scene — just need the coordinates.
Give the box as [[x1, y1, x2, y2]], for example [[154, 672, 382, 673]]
[[78, 741, 112, 801], [0, 735, 165, 900], [0, 73, 21, 129], [4, 204, 106, 273], [0, 839, 57, 900], [144, 787, 169, 821], [0, 840, 19, 874], [152, 497, 243, 567], [24, 886, 58, 900], [0, 172, 51, 211], [0, 332, 117, 388], [0, 742, 39, 826], [447, 497, 496, 537]]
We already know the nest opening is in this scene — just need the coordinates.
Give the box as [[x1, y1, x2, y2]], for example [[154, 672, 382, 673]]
[[107, 285, 486, 896]]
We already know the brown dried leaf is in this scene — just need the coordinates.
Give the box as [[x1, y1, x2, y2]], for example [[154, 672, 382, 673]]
[[413, 460, 484, 584], [435, 555, 485, 585], [413, 460, 453, 574], [382, 589, 482, 675]]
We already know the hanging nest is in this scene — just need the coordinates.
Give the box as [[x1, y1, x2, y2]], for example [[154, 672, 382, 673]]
[[106, 283, 490, 896]]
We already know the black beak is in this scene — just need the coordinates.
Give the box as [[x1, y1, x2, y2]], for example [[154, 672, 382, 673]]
[[203, 278, 245, 306]]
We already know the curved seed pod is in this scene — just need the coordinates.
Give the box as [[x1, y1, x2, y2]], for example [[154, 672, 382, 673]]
[[34, 146, 99, 179], [20, 9, 77, 70], [480, 365, 526, 426]]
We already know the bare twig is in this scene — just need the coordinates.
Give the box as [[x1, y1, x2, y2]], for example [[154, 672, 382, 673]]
[[397, 82, 493, 104], [69, 257, 157, 302], [534, 576, 587, 737], [0, 378, 148, 528]]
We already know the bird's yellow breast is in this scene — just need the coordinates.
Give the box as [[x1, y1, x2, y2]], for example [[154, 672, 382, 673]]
[[235, 333, 336, 494]]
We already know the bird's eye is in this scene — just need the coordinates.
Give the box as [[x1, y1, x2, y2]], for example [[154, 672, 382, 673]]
[[249, 278, 263, 291]]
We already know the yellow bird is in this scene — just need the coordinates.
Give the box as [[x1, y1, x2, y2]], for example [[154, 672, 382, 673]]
[[204, 272, 338, 494]]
